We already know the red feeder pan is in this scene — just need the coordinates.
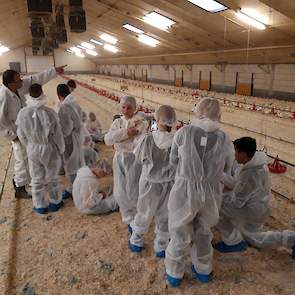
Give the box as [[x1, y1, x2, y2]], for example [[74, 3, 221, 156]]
[[268, 156, 287, 174]]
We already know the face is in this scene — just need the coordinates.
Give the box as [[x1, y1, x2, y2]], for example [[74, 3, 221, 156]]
[[89, 113, 96, 121], [235, 148, 250, 164], [9, 73, 23, 90], [122, 102, 135, 119], [157, 119, 167, 132]]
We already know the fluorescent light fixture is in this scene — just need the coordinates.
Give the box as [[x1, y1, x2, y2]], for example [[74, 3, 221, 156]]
[[0, 45, 9, 55], [100, 33, 118, 44], [77, 45, 86, 50], [86, 49, 98, 56], [103, 44, 119, 53], [137, 34, 159, 47], [90, 39, 103, 46], [186, 0, 227, 13], [143, 11, 175, 31], [70, 46, 81, 53], [241, 8, 270, 25], [235, 11, 266, 30], [66, 49, 72, 53], [81, 41, 95, 50], [123, 23, 144, 34], [75, 51, 85, 58]]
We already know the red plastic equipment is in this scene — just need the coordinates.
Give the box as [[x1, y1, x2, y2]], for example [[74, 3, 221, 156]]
[[268, 156, 287, 174]]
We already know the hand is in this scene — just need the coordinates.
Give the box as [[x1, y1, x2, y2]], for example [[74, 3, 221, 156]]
[[223, 186, 232, 193], [55, 65, 67, 74], [91, 168, 107, 178], [99, 191, 107, 199], [127, 127, 139, 137]]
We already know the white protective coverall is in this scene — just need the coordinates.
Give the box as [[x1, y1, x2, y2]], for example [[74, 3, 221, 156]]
[[164, 118, 234, 279], [130, 131, 175, 252], [58, 94, 84, 190], [0, 67, 57, 187], [104, 113, 148, 224], [72, 165, 118, 215], [86, 118, 106, 142], [83, 146, 112, 174], [218, 151, 295, 249], [16, 95, 65, 208]]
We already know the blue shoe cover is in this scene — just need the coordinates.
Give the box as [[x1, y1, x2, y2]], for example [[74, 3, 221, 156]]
[[166, 273, 182, 288], [62, 190, 72, 200], [292, 242, 295, 260], [48, 201, 64, 212], [155, 250, 165, 258], [213, 241, 247, 253], [128, 224, 133, 234], [129, 241, 143, 253], [191, 263, 213, 283], [33, 207, 48, 215]]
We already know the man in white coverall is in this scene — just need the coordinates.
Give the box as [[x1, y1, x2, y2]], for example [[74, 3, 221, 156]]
[[164, 98, 234, 287], [57, 84, 83, 200], [214, 137, 295, 259], [0, 65, 66, 198], [16, 84, 65, 214]]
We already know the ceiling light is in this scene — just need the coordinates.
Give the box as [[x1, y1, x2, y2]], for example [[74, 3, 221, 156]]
[[241, 8, 270, 25], [123, 24, 144, 34], [103, 44, 119, 53], [143, 11, 175, 31], [75, 51, 85, 58], [186, 0, 227, 13], [66, 49, 72, 53], [70, 46, 81, 53], [100, 33, 118, 44], [77, 45, 86, 50], [81, 41, 95, 50], [137, 34, 159, 47], [90, 39, 103, 46], [86, 49, 98, 56], [235, 11, 266, 30], [0, 44, 10, 55]]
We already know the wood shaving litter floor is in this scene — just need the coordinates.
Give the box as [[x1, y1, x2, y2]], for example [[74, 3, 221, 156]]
[[0, 77, 294, 295]]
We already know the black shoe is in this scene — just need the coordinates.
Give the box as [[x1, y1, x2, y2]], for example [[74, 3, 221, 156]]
[[13, 179, 31, 199]]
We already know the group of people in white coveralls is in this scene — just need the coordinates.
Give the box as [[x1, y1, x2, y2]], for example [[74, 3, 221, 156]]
[[0, 66, 294, 288]]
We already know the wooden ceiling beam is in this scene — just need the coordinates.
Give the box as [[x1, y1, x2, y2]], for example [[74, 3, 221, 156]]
[[259, 0, 295, 22]]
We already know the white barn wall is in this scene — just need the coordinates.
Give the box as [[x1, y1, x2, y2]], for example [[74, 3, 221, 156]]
[[54, 49, 96, 72], [0, 47, 97, 74], [97, 63, 295, 100], [26, 55, 54, 73], [0, 48, 26, 73]]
